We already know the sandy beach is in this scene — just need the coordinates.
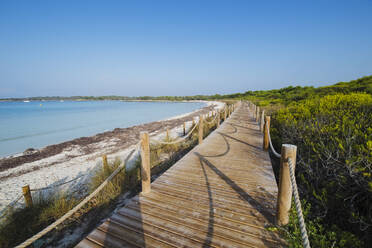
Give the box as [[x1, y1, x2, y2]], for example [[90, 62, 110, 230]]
[[0, 101, 224, 212]]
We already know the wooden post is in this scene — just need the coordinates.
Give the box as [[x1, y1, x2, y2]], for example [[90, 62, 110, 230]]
[[183, 122, 186, 136], [166, 129, 170, 140], [102, 155, 108, 172], [254, 105, 257, 118], [260, 110, 265, 132], [263, 116, 270, 150], [198, 115, 204, 144], [22, 185, 33, 207], [256, 107, 260, 122], [217, 110, 220, 127], [140, 132, 151, 194], [277, 144, 297, 226]]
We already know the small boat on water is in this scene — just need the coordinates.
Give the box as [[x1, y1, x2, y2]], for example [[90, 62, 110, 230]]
[[23, 100, 30, 103]]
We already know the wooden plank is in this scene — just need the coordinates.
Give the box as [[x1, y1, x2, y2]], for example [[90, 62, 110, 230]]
[[110, 212, 208, 247], [125, 200, 285, 247], [75, 238, 103, 248]]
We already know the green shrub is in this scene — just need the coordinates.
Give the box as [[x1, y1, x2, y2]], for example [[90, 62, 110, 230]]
[[271, 93, 372, 246], [282, 200, 363, 248]]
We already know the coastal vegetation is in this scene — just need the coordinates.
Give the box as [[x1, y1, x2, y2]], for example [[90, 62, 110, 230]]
[[240, 76, 372, 247], [2, 76, 371, 103]]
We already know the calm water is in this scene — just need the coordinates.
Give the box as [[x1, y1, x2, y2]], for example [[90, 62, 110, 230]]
[[0, 101, 205, 157]]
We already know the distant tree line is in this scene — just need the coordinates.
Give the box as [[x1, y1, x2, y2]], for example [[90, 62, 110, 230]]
[[1, 75, 371, 103]]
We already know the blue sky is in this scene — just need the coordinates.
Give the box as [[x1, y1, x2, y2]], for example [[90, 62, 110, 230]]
[[0, 0, 371, 97]]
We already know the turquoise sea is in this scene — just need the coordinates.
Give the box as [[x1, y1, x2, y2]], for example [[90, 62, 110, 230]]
[[0, 101, 205, 157]]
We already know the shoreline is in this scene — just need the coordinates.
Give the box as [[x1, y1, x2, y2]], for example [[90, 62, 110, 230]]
[[0, 99, 209, 160], [0, 99, 214, 103], [0, 101, 224, 211]]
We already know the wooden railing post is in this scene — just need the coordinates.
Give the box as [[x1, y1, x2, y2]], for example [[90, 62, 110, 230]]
[[198, 115, 204, 144], [102, 155, 108, 172], [255, 105, 257, 118], [140, 132, 151, 194], [22, 185, 33, 207], [166, 129, 170, 140], [183, 122, 186, 136], [256, 107, 260, 122], [260, 110, 265, 132], [263, 116, 270, 150], [277, 144, 297, 226]]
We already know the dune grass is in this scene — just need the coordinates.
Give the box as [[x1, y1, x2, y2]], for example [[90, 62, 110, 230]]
[[0, 191, 77, 247], [0, 157, 141, 248]]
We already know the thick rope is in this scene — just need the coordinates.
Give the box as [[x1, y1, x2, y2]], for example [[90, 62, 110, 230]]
[[150, 121, 199, 145], [0, 194, 23, 220], [268, 128, 281, 158], [204, 111, 218, 125], [30, 174, 86, 192], [15, 147, 138, 248], [263, 112, 310, 247], [288, 157, 311, 248]]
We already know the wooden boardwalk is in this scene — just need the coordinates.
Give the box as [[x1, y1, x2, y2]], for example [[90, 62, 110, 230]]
[[77, 103, 286, 248]]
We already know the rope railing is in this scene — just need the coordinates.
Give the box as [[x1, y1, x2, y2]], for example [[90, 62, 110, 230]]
[[204, 112, 218, 124], [0, 195, 23, 220], [260, 105, 311, 248], [268, 128, 282, 159], [15, 146, 138, 248], [288, 157, 311, 248], [30, 174, 86, 192], [1, 175, 87, 220], [150, 120, 199, 145], [150, 107, 226, 146]]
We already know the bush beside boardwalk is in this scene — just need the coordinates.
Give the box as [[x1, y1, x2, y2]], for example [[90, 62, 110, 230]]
[[271, 93, 371, 247], [234, 76, 372, 247]]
